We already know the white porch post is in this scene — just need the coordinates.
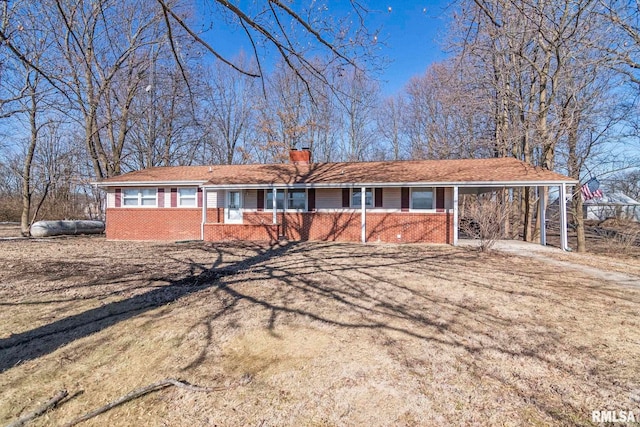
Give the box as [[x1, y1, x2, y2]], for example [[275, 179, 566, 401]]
[[559, 183, 569, 251], [200, 187, 207, 240], [272, 188, 277, 225], [453, 186, 459, 246], [539, 186, 546, 246], [361, 186, 366, 243]]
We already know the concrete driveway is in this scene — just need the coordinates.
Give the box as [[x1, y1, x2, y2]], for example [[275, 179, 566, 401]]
[[459, 239, 640, 288]]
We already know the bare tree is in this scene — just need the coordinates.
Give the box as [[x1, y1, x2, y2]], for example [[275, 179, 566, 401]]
[[255, 62, 319, 163], [451, 0, 621, 245], [376, 95, 407, 161], [460, 193, 511, 252], [337, 68, 379, 161], [598, 0, 640, 85], [155, 0, 376, 97], [126, 59, 202, 170], [201, 55, 258, 165], [607, 169, 640, 200], [45, 0, 169, 178], [403, 60, 493, 160], [0, 1, 54, 235], [19, 71, 41, 235]]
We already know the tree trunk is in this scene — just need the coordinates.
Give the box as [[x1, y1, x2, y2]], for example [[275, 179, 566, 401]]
[[566, 110, 585, 252], [573, 189, 586, 252], [20, 78, 38, 236]]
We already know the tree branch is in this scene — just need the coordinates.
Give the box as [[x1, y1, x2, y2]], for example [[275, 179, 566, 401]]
[[6, 390, 68, 427], [61, 377, 251, 427], [156, 0, 260, 78]]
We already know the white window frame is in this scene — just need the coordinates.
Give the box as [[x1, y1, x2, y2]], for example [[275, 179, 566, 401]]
[[410, 187, 435, 210], [287, 189, 307, 211], [178, 187, 197, 207], [351, 188, 374, 208], [225, 190, 243, 223], [122, 188, 157, 207], [265, 189, 285, 210]]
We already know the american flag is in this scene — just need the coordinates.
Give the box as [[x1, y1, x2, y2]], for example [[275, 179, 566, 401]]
[[581, 183, 603, 200]]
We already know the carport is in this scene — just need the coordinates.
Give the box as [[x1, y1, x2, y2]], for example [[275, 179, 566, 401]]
[[453, 181, 575, 250]]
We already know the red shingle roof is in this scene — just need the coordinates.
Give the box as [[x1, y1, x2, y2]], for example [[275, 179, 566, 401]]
[[98, 158, 575, 187]]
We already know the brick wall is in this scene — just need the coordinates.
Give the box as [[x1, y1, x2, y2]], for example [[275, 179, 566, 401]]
[[203, 223, 280, 242], [205, 208, 225, 224], [105, 208, 202, 240], [106, 208, 453, 244], [243, 211, 453, 243]]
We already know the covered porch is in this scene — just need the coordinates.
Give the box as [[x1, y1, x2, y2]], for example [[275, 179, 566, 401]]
[[199, 185, 455, 244], [198, 181, 573, 249], [455, 182, 573, 250]]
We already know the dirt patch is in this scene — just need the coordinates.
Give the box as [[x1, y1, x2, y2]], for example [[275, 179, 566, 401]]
[[0, 239, 639, 426]]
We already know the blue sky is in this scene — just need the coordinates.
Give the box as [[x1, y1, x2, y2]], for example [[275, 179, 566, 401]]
[[357, 1, 454, 94], [195, 1, 454, 96]]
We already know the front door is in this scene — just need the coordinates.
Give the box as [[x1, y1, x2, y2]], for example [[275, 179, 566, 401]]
[[225, 190, 243, 223]]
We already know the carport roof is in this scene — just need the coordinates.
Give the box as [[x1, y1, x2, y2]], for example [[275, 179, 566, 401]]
[[97, 157, 576, 188]]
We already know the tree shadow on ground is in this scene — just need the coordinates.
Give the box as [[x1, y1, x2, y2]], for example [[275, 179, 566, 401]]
[[0, 241, 297, 373], [1, 240, 632, 426]]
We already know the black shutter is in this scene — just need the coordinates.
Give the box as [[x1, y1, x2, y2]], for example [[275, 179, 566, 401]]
[[308, 188, 316, 211], [401, 188, 410, 212], [436, 188, 445, 212], [257, 189, 264, 211], [374, 188, 383, 208], [342, 188, 350, 208]]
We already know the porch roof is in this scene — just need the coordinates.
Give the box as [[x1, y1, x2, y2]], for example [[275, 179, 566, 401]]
[[97, 157, 576, 188]]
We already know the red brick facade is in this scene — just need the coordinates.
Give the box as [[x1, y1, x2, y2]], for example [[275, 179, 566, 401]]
[[105, 208, 202, 241], [106, 208, 453, 243], [244, 212, 453, 243], [203, 223, 280, 242]]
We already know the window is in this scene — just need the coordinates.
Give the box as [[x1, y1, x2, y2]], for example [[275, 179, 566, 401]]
[[228, 191, 241, 209], [265, 189, 307, 210], [178, 188, 197, 207], [122, 188, 157, 207], [352, 188, 373, 208], [266, 190, 285, 210], [411, 188, 433, 209], [287, 189, 306, 210]]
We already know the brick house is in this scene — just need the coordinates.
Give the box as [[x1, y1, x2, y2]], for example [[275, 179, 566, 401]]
[[97, 151, 577, 249]]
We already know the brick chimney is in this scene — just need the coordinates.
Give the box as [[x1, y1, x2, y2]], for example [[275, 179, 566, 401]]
[[289, 147, 311, 164]]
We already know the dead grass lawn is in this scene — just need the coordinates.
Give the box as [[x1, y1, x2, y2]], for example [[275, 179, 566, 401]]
[[0, 237, 639, 426]]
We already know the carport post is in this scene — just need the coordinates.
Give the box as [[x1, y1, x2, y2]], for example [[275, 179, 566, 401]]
[[361, 186, 366, 243], [559, 183, 569, 251], [272, 188, 277, 225], [200, 187, 207, 240], [539, 186, 546, 246], [453, 186, 459, 246]]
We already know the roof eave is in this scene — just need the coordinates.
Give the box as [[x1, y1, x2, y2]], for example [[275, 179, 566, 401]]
[[201, 180, 578, 189], [95, 180, 208, 187]]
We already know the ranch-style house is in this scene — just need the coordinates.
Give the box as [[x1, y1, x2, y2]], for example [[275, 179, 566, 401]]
[[97, 149, 577, 249]]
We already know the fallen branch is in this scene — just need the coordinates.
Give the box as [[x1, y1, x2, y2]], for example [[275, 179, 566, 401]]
[[62, 377, 251, 427], [6, 389, 68, 427]]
